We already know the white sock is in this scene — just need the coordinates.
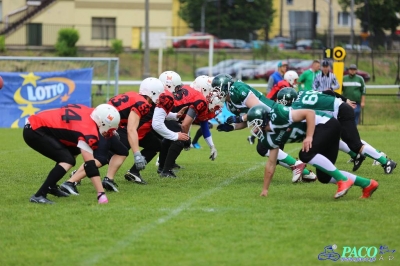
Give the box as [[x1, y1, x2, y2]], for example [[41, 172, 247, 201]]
[[339, 140, 351, 153], [329, 178, 337, 184], [278, 161, 291, 170], [339, 170, 357, 182], [277, 149, 289, 161], [361, 139, 368, 145], [307, 154, 337, 171], [361, 144, 384, 160]]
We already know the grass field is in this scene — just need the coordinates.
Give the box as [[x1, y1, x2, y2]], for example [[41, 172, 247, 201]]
[[0, 124, 399, 266]]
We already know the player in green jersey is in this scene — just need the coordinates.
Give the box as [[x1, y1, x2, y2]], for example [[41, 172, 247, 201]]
[[247, 103, 379, 199], [278, 88, 397, 174], [211, 74, 316, 182]]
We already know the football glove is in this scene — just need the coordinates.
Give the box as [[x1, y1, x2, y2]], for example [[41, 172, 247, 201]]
[[209, 145, 217, 161], [183, 137, 192, 151], [217, 123, 234, 132], [134, 151, 147, 170], [226, 115, 243, 124]]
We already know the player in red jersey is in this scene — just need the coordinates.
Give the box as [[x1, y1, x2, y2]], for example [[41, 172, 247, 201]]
[[266, 70, 299, 101], [23, 103, 120, 204], [156, 72, 222, 177], [61, 78, 168, 193]]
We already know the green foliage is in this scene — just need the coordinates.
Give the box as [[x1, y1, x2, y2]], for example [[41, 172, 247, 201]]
[[111, 39, 123, 55], [0, 123, 400, 264], [178, 0, 275, 41], [55, 28, 79, 56], [0, 35, 6, 52]]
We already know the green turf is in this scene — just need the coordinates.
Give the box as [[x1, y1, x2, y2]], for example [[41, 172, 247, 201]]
[[0, 124, 399, 266]]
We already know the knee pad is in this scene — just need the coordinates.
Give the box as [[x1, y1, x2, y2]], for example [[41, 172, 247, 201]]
[[84, 160, 100, 178]]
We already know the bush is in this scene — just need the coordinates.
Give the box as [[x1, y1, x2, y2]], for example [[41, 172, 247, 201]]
[[0, 35, 5, 52], [55, 28, 79, 56], [111, 39, 123, 55]]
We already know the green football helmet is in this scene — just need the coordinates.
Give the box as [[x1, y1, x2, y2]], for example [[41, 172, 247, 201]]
[[211, 74, 234, 102], [246, 104, 270, 141], [277, 87, 298, 106]]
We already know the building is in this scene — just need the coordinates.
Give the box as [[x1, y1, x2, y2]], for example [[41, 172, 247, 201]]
[[1, 0, 188, 48]]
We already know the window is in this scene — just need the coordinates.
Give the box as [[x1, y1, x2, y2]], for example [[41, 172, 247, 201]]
[[286, 0, 293, 5], [338, 12, 350, 26], [316, 12, 320, 27], [92, 18, 116, 40]]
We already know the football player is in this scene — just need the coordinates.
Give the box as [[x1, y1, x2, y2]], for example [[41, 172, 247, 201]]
[[266, 70, 299, 101], [246, 104, 378, 199], [23, 103, 120, 204], [277, 88, 397, 174], [211, 74, 316, 182]]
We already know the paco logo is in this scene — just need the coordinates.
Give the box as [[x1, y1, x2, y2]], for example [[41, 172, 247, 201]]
[[318, 244, 395, 262]]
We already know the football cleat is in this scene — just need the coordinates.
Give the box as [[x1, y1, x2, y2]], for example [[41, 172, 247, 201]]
[[347, 158, 354, 163], [382, 159, 397, 174], [247, 136, 254, 145], [69, 169, 81, 185], [160, 170, 177, 178], [352, 154, 366, 172], [173, 163, 182, 171], [192, 143, 201, 149], [125, 170, 147, 185], [301, 170, 317, 182], [102, 177, 119, 192], [155, 156, 159, 167], [360, 180, 379, 199], [30, 195, 54, 204], [334, 179, 354, 199], [60, 181, 79, 195], [48, 185, 70, 197], [291, 161, 306, 183]]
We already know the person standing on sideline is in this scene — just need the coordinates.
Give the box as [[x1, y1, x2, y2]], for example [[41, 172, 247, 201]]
[[342, 64, 366, 125], [297, 60, 320, 91], [313, 60, 339, 92], [266, 61, 288, 94]]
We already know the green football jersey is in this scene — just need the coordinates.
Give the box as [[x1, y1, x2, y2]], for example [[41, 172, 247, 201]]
[[291, 90, 342, 118], [226, 81, 276, 115], [261, 104, 332, 149]]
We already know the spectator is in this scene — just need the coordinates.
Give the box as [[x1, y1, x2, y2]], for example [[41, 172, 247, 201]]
[[342, 64, 366, 125], [313, 60, 339, 92], [297, 60, 320, 91], [266, 61, 288, 94]]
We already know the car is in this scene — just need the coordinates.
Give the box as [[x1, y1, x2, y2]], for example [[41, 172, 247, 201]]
[[296, 39, 324, 50], [262, 59, 304, 81], [344, 44, 372, 52], [268, 37, 295, 50], [244, 40, 269, 49], [194, 59, 243, 77], [222, 60, 265, 79], [221, 39, 248, 49], [343, 68, 371, 82], [253, 60, 281, 79], [173, 32, 234, 49]]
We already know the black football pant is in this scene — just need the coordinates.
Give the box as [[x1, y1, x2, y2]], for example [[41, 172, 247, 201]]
[[158, 120, 184, 172], [23, 124, 77, 197], [117, 127, 162, 172], [337, 103, 363, 153], [94, 134, 129, 166], [299, 118, 341, 184]]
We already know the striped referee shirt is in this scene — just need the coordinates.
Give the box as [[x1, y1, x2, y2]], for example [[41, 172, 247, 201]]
[[312, 72, 339, 91]]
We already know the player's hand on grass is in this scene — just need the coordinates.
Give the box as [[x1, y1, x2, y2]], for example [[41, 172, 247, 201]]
[[209, 145, 217, 161], [177, 132, 189, 141], [302, 136, 313, 152], [134, 152, 147, 170], [260, 189, 268, 197], [346, 99, 357, 109]]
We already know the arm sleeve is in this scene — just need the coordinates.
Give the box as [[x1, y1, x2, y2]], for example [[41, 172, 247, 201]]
[[166, 112, 179, 121], [266, 76, 274, 94], [152, 107, 178, 141], [331, 74, 340, 90], [200, 120, 211, 138], [322, 90, 348, 102], [77, 140, 94, 154]]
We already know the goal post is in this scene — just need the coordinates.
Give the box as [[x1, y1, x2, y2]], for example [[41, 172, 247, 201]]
[[158, 35, 214, 77], [0, 56, 119, 103]]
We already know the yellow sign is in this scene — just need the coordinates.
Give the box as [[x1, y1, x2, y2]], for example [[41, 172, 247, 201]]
[[333, 61, 344, 94], [333, 47, 346, 61]]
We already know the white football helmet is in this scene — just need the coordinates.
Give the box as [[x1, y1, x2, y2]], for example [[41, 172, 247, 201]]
[[139, 77, 164, 103], [159, 71, 182, 93], [90, 104, 121, 138], [284, 70, 299, 88], [192, 75, 213, 98], [208, 91, 223, 113]]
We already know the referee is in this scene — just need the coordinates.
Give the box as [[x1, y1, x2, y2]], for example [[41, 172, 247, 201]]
[[313, 60, 339, 91]]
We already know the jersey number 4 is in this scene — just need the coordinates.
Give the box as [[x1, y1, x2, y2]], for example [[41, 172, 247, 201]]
[[62, 104, 82, 123]]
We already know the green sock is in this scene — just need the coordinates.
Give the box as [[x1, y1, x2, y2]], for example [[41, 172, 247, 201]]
[[376, 155, 388, 165], [348, 150, 357, 158], [302, 168, 310, 175], [354, 176, 371, 188], [281, 155, 296, 166], [313, 165, 348, 182]]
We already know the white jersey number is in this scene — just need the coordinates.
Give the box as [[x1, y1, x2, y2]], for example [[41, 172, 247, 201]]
[[301, 92, 319, 105]]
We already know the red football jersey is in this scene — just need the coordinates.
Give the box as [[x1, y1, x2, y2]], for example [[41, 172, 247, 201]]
[[28, 104, 100, 150], [267, 80, 291, 101], [108, 92, 154, 140], [172, 85, 208, 122]]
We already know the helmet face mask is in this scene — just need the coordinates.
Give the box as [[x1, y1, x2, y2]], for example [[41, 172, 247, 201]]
[[211, 74, 233, 102], [246, 104, 270, 141], [139, 77, 164, 104], [277, 88, 298, 107], [247, 119, 266, 141], [90, 104, 121, 139]]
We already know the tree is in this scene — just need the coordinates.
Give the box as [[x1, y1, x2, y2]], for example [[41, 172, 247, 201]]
[[178, 0, 275, 41], [339, 0, 400, 47]]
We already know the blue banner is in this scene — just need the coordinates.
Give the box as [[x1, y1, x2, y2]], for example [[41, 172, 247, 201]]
[[209, 103, 235, 125], [0, 68, 93, 128]]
